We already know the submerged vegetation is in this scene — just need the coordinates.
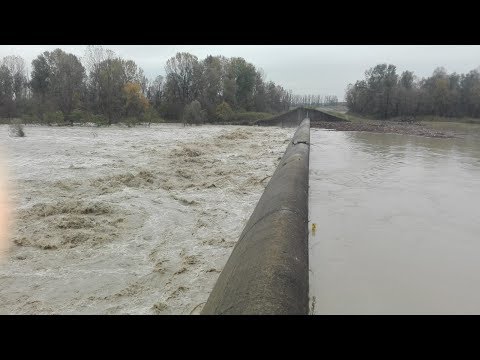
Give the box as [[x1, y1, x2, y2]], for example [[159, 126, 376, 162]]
[[8, 119, 25, 137]]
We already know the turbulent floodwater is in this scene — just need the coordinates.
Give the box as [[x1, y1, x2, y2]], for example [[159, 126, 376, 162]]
[[309, 124, 480, 314], [0, 123, 294, 314]]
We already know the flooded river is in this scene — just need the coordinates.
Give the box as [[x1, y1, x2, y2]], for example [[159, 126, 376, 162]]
[[309, 123, 480, 314], [0, 124, 293, 314]]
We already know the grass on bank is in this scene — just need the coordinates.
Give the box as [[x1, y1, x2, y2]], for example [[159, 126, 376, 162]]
[[415, 115, 480, 124], [0, 111, 275, 127], [317, 108, 480, 125]]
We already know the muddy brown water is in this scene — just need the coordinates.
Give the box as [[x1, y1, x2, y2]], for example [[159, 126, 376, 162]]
[[309, 123, 480, 314], [0, 124, 294, 314]]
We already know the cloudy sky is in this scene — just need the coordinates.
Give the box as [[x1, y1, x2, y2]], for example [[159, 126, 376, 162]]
[[1, 45, 479, 100]]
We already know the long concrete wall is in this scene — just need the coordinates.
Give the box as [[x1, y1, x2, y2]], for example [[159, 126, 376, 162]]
[[255, 107, 346, 127], [201, 118, 310, 315]]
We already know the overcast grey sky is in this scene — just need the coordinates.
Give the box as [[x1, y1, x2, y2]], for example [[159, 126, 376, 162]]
[[1, 45, 479, 100]]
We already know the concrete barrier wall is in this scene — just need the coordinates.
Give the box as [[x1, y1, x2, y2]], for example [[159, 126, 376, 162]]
[[304, 108, 348, 123], [255, 109, 305, 127], [255, 107, 346, 127], [201, 118, 310, 315]]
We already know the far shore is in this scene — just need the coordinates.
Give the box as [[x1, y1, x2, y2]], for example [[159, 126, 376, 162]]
[[310, 109, 480, 138], [310, 120, 456, 138]]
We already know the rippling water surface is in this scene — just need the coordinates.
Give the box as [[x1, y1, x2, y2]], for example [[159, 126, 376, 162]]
[[309, 125, 480, 314]]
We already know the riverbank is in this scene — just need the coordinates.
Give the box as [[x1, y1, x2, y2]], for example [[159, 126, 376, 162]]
[[311, 120, 456, 138], [311, 109, 480, 138]]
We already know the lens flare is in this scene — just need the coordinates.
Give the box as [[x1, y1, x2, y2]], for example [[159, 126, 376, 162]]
[[0, 150, 11, 261]]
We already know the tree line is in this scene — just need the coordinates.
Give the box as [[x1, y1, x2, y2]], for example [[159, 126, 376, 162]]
[[290, 94, 338, 107], [0, 46, 321, 125], [346, 64, 480, 120]]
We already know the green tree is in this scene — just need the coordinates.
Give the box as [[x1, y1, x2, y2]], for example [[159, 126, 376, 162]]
[[253, 69, 267, 112], [226, 57, 256, 110], [163, 52, 201, 119], [30, 49, 85, 121], [199, 55, 224, 117], [165, 53, 199, 103], [123, 82, 149, 118], [49, 49, 86, 119], [397, 71, 417, 117], [215, 101, 233, 122], [30, 53, 52, 120], [461, 70, 480, 117], [0, 64, 14, 118], [147, 75, 164, 111], [183, 100, 204, 125], [94, 58, 126, 123], [85, 48, 146, 124], [0, 55, 27, 118]]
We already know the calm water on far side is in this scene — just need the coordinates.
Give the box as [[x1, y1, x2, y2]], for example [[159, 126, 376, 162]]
[[309, 124, 480, 314]]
